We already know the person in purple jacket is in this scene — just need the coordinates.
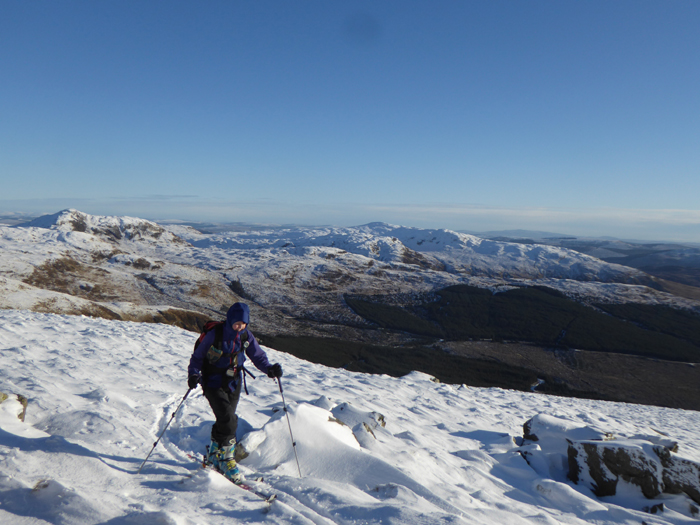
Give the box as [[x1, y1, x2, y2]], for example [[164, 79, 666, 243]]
[[188, 302, 282, 482]]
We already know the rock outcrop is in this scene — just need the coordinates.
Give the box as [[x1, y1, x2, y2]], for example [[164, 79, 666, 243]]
[[568, 439, 700, 505], [520, 413, 614, 480], [330, 402, 386, 448], [521, 413, 700, 506]]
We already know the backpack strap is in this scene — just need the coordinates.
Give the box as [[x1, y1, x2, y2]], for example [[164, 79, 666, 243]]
[[194, 321, 224, 352], [202, 328, 255, 394], [200, 321, 225, 383], [237, 330, 252, 394], [240, 365, 256, 395]]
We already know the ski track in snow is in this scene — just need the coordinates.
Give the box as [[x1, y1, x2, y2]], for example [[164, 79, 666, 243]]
[[1, 309, 700, 524]]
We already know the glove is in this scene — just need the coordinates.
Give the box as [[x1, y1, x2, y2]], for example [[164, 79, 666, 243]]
[[267, 363, 283, 379], [188, 374, 200, 389]]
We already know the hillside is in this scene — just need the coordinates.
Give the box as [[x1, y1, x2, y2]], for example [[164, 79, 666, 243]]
[[1, 310, 700, 524], [477, 231, 700, 292]]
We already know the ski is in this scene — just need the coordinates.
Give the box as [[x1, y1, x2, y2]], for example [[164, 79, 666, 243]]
[[187, 453, 277, 504]]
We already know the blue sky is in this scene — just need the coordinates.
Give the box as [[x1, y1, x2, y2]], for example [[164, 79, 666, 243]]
[[1, 1, 699, 241]]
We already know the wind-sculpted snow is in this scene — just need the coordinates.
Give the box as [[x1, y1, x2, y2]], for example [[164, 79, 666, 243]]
[[2, 310, 700, 524]]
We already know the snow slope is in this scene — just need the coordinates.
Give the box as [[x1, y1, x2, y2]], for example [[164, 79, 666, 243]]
[[2, 309, 700, 524]]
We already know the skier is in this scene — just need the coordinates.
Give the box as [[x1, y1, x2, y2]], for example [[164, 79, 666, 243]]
[[187, 302, 283, 483]]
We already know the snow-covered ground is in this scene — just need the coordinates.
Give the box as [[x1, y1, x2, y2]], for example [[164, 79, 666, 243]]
[[2, 309, 700, 524]]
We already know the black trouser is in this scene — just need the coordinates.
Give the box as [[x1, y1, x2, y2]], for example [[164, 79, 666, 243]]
[[204, 381, 242, 447]]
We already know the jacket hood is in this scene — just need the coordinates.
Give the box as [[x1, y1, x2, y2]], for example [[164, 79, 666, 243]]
[[227, 302, 250, 326]]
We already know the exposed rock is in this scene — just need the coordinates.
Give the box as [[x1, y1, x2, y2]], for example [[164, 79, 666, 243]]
[[522, 414, 613, 454], [567, 439, 700, 505], [520, 414, 613, 480], [233, 441, 249, 462], [330, 402, 386, 447], [17, 395, 27, 422], [643, 503, 664, 514], [0, 392, 28, 422], [401, 247, 446, 271], [331, 402, 385, 430], [523, 413, 613, 444], [567, 440, 665, 499], [521, 413, 700, 508], [18, 209, 189, 245], [654, 445, 700, 504]]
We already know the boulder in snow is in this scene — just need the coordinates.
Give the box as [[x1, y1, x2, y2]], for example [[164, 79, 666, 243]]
[[330, 402, 386, 447], [567, 439, 665, 499], [520, 413, 613, 479], [522, 414, 700, 505], [650, 444, 700, 504], [567, 439, 700, 505], [0, 392, 28, 422]]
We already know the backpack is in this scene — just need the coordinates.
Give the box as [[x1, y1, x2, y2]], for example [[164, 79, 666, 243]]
[[195, 321, 253, 392], [194, 321, 225, 362]]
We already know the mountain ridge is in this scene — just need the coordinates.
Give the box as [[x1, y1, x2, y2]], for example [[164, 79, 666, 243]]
[[3, 208, 698, 331]]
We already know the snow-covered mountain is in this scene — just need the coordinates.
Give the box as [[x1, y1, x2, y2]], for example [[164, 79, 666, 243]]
[[19, 209, 187, 244], [2, 209, 697, 339], [2, 309, 700, 524], [1, 210, 237, 332], [471, 230, 700, 290]]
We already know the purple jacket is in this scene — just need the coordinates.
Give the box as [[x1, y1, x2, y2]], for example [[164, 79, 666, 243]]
[[188, 323, 271, 390]]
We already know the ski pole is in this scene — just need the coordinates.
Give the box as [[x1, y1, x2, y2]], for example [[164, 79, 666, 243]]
[[277, 378, 302, 478], [137, 387, 192, 474]]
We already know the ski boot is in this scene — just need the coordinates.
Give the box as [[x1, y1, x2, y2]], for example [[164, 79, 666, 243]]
[[221, 439, 244, 484], [206, 439, 222, 470]]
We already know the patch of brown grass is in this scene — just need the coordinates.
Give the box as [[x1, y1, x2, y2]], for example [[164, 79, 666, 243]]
[[654, 277, 700, 301], [147, 309, 211, 332], [24, 256, 118, 301]]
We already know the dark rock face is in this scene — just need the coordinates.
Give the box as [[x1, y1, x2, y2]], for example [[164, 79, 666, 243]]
[[520, 414, 700, 509], [523, 417, 539, 442], [655, 446, 700, 504], [567, 439, 700, 504], [643, 503, 664, 514], [567, 441, 663, 499]]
